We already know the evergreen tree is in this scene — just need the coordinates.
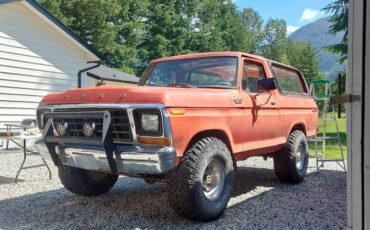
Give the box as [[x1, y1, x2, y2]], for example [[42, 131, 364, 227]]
[[60, 0, 124, 66], [261, 19, 288, 63], [323, 0, 348, 63], [190, 0, 227, 52], [36, 0, 324, 81], [138, 0, 198, 73], [240, 8, 264, 54], [286, 40, 323, 83], [218, 1, 249, 52], [115, 0, 148, 74], [37, 0, 69, 25], [323, 0, 348, 109], [38, 0, 144, 74]]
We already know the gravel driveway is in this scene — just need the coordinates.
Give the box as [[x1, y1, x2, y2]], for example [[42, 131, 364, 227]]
[[0, 149, 346, 230]]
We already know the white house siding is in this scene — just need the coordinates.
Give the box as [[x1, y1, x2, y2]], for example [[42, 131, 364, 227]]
[[0, 2, 94, 132]]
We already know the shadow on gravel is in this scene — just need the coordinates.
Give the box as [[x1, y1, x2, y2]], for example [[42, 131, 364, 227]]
[[0, 176, 23, 185], [0, 167, 346, 230]]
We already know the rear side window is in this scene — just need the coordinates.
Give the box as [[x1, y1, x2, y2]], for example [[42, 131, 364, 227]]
[[272, 65, 307, 94]]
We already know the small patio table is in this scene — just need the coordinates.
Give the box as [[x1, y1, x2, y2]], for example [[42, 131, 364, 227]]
[[1, 123, 52, 183]]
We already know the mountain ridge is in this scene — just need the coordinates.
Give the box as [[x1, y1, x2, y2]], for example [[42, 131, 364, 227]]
[[290, 17, 345, 78]]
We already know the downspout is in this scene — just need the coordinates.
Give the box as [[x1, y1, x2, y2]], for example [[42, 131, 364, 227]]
[[77, 61, 101, 88]]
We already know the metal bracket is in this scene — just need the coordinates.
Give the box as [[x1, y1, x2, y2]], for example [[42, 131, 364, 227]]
[[330, 94, 361, 104], [102, 112, 118, 175]]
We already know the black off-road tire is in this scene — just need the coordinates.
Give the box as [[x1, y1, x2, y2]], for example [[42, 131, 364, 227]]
[[273, 130, 309, 184], [58, 165, 118, 196], [167, 137, 234, 221]]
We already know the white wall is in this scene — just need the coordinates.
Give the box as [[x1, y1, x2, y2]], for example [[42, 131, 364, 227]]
[[0, 2, 94, 132]]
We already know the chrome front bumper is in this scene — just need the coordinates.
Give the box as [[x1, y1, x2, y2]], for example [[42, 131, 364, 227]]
[[36, 104, 176, 175], [36, 140, 177, 175]]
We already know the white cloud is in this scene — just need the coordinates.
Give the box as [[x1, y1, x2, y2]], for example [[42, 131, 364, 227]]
[[287, 25, 299, 34], [300, 8, 325, 22]]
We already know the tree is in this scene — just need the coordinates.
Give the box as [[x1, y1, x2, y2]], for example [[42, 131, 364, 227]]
[[323, 0, 348, 63], [37, 0, 323, 79], [286, 40, 324, 83], [37, 0, 146, 74], [261, 19, 288, 63], [240, 8, 264, 54], [218, 1, 249, 52], [187, 0, 251, 53], [37, 0, 69, 25], [189, 0, 227, 52], [137, 0, 196, 74], [115, 0, 149, 74], [286, 40, 327, 111], [323, 0, 348, 115], [61, 1, 123, 65]]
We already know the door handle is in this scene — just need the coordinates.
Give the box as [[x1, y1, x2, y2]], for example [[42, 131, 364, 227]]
[[271, 102, 276, 105]]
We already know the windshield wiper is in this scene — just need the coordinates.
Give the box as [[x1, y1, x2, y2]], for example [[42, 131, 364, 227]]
[[166, 83, 196, 88]]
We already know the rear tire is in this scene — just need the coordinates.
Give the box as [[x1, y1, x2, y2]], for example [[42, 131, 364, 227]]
[[167, 137, 234, 221], [58, 165, 118, 196], [273, 130, 309, 184]]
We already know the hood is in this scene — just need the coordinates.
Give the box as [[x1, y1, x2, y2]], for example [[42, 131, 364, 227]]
[[39, 85, 239, 108]]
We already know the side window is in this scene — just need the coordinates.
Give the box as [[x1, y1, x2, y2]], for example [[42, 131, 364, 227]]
[[272, 65, 307, 94], [242, 61, 266, 93]]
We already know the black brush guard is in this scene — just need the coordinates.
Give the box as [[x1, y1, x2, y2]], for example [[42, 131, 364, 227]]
[[42, 111, 119, 174]]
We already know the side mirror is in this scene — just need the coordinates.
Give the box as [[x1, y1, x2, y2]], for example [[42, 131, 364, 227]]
[[257, 78, 278, 91]]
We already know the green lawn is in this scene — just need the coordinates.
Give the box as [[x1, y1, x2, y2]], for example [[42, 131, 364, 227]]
[[308, 117, 347, 160]]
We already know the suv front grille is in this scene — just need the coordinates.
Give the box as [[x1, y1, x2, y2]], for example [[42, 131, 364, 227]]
[[110, 110, 132, 142], [52, 109, 132, 143]]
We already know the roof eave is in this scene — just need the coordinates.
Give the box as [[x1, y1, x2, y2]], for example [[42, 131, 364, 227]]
[[1, 0, 105, 61]]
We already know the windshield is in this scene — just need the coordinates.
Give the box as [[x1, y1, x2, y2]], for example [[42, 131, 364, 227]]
[[140, 57, 238, 88]]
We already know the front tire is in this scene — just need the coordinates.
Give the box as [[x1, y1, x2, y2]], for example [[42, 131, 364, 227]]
[[273, 130, 309, 184], [58, 165, 118, 196], [167, 137, 234, 221]]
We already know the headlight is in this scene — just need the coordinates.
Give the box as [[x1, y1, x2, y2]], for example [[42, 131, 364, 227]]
[[133, 109, 162, 136], [141, 113, 159, 131]]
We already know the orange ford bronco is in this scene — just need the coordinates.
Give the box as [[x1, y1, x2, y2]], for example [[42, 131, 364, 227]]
[[36, 52, 318, 221]]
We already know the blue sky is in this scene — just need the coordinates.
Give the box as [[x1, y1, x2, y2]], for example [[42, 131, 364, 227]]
[[235, 0, 333, 34]]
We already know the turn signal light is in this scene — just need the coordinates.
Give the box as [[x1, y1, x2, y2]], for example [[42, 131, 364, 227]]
[[137, 136, 171, 145], [169, 108, 186, 115]]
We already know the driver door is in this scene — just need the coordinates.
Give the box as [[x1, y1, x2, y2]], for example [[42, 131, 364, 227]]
[[240, 58, 281, 152]]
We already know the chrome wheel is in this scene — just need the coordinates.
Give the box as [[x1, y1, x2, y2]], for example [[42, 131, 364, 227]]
[[202, 157, 225, 201], [295, 142, 306, 171]]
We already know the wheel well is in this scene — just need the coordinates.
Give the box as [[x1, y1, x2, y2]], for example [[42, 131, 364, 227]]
[[186, 130, 233, 155], [185, 130, 236, 169], [291, 123, 306, 135]]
